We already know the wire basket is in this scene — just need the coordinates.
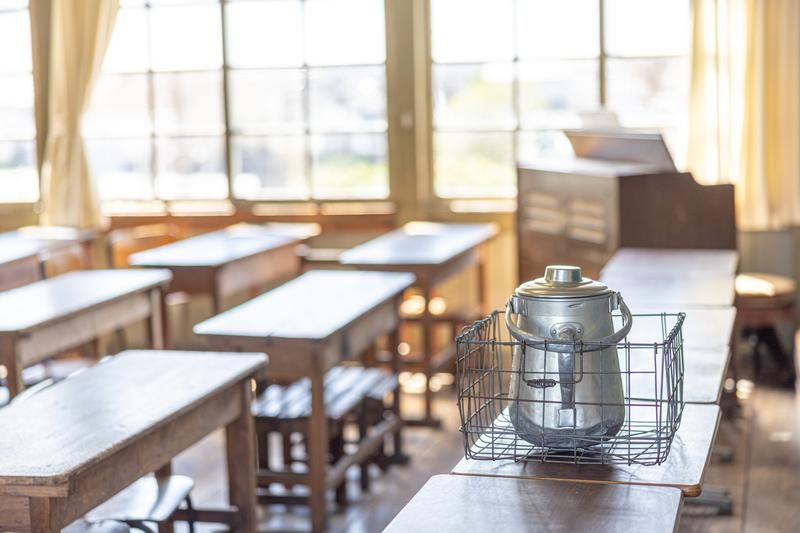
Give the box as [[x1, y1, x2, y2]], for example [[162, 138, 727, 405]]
[[456, 310, 685, 466]]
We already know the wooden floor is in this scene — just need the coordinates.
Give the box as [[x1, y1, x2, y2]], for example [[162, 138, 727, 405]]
[[167, 385, 800, 533]]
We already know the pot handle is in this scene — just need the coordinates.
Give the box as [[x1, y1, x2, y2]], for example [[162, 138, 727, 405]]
[[505, 293, 633, 353]]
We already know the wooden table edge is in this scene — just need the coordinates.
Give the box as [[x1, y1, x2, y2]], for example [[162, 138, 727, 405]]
[[449, 405, 721, 498], [130, 236, 301, 269], [193, 276, 415, 343], [0, 271, 172, 336]]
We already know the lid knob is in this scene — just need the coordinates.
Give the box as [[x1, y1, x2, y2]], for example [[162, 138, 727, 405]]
[[544, 265, 582, 284]]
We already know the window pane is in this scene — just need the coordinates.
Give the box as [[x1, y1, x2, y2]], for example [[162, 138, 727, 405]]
[[225, 0, 303, 68], [433, 63, 514, 130], [149, 4, 222, 71], [518, 60, 598, 129], [310, 133, 388, 199], [155, 137, 228, 199], [0, 10, 31, 73], [83, 74, 151, 137], [434, 132, 514, 198], [153, 71, 223, 135], [305, 0, 385, 66], [518, 130, 572, 162], [102, 7, 148, 73], [0, 141, 37, 202], [605, 0, 690, 57], [309, 67, 386, 132], [0, 75, 34, 140], [232, 135, 307, 200], [431, 0, 513, 62], [86, 139, 154, 200], [1, 1, 30, 9], [516, 0, 599, 59], [229, 70, 305, 134], [606, 57, 689, 166], [606, 57, 689, 127]]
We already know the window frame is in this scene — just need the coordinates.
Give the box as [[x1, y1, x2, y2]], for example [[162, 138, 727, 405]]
[[84, 0, 393, 215], [0, 0, 38, 205]]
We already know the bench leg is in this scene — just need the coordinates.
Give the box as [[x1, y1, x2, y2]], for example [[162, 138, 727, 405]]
[[358, 408, 372, 490], [308, 371, 328, 533], [283, 432, 293, 466], [330, 428, 347, 506], [257, 431, 270, 471]]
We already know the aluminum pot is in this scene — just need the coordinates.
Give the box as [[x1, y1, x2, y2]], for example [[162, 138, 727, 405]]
[[505, 265, 632, 449]]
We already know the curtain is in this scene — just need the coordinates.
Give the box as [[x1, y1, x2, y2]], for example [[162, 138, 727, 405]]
[[688, 0, 800, 230], [38, 0, 119, 229]]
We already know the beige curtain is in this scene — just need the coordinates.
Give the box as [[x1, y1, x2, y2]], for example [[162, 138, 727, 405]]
[[688, 0, 800, 230], [38, 0, 119, 229]]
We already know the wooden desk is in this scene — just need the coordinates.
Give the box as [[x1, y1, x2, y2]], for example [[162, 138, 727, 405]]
[[129, 224, 302, 313], [683, 348, 731, 404], [386, 474, 683, 533], [451, 403, 720, 497], [625, 306, 734, 405], [602, 248, 739, 278], [0, 269, 171, 397], [229, 221, 321, 240], [0, 226, 98, 269], [0, 241, 42, 291], [194, 270, 415, 532], [0, 350, 266, 533], [339, 221, 498, 425], [624, 306, 736, 349], [602, 274, 736, 307]]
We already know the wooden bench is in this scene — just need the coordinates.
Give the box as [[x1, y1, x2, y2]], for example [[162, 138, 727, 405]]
[[254, 366, 399, 506]]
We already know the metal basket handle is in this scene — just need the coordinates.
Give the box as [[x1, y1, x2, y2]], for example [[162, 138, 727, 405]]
[[504, 293, 633, 353]]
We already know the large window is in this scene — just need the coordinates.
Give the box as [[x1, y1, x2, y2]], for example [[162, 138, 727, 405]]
[[85, 0, 389, 206], [0, 0, 37, 203], [431, 0, 690, 199], [5, 0, 690, 208]]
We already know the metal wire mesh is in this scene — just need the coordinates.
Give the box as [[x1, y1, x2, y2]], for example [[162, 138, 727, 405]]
[[456, 310, 685, 466]]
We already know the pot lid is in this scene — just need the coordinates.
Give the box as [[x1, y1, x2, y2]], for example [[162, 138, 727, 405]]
[[515, 265, 612, 298]]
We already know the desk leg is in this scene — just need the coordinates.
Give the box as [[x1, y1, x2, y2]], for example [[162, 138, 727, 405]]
[[156, 463, 175, 533], [389, 324, 408, 463], [28, 498, 54, 533], [226, 380, 258, 533], [478, 243, 488, 314], [211, 276, 224, 315], [307, 370, 328, 533], [422, 285, 435, 425], [146, 288, 165, 350], [1, 337, 23, 399]]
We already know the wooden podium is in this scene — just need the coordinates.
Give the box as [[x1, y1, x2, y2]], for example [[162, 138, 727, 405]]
[[516, 157, 735, 282]]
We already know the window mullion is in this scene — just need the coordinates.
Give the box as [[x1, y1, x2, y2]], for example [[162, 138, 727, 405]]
[[598, 0, 607, 106], [219, 0, 234, 203]]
